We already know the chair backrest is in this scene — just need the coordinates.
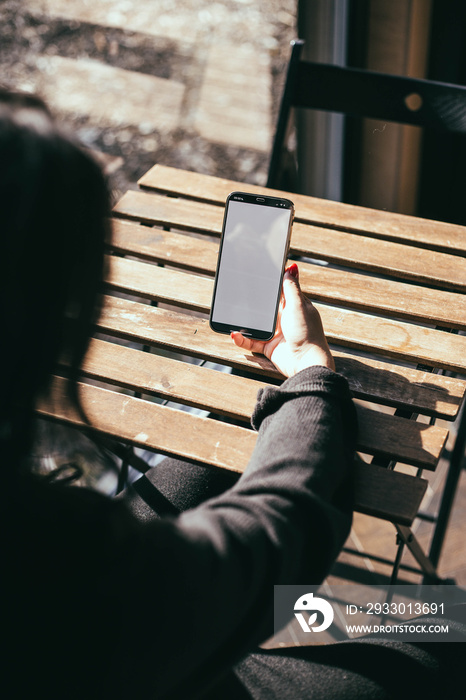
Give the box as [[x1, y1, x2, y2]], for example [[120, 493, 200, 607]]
[[267, 39, 466, 190]]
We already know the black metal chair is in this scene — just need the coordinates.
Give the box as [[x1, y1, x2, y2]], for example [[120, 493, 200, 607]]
[[267, 38, 466, 191]]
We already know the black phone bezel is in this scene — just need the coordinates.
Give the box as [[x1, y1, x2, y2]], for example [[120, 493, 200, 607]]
[[209, 191, 294, 341]]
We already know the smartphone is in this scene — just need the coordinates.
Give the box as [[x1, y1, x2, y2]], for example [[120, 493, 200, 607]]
[[210, 191, 294, 340]]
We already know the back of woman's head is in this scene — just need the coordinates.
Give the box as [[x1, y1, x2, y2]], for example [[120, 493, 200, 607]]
[[0, 89, 111, 469]]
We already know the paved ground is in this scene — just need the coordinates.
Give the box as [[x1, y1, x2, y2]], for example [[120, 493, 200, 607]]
[[2, 0, 297, 198]]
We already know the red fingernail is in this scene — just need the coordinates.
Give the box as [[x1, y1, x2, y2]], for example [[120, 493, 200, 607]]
[[286, 263, 299, 277]]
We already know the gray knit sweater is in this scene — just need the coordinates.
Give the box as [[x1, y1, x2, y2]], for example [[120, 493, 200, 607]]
[[1, 366, 356, 699]]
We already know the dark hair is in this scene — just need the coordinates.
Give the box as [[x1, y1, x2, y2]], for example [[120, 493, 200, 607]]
[[0, 89, 111, 474]]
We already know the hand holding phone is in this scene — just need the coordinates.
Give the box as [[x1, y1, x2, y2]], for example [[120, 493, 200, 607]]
[[210, 192, 294, 341], [231, 263, 335, 377]]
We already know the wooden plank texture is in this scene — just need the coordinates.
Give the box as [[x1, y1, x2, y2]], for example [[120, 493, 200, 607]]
[[353, 464, 427, 525], [79, 338, 464, 420], [75, 338, 448, 470], [334, 354, 464, 420], [111, 218, 217, 274], [112, 193, 466, 291], [317, 305, 466, 373], [100, 268, 466, 373], [37, 376, 428, 525], [92, 298, 465, 417], [38, 376, 255, 473], [137, 164, 466, 255], [106, 229, 466, 329]]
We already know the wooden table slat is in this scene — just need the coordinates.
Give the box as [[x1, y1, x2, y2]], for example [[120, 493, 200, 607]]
[[335, 354, 464, 419], [112, 193, 466, 290], [101, 266, 466, 373], [80, 338, 465, 420], [92, 300, 466, 420], [137, 164, 466, 255], [39, 376, 255, 473], [111, 218, 217, 273], [317, 304, 466, 374], [356, 405, 447, 470], [97, 295, 466, 390], [75, 338, 448, 470], [107, 229, 466, 329], [37, 376, 428, 525], [353, 464, 427, 526]]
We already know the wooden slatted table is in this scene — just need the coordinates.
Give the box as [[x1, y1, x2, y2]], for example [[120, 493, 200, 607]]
[[38, 164, 466, 581]]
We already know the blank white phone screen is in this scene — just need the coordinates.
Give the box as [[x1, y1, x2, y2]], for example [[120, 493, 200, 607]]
[[211, 200, 291, 332]]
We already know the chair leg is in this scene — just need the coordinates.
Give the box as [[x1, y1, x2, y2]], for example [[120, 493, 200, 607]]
[[396, 524, 441, 582]]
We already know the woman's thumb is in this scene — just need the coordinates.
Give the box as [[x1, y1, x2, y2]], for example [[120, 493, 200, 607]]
[[283, 263, 302, 306]]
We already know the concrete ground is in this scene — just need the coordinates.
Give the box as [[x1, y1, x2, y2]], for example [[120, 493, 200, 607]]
[[1, 0, 297, 197]]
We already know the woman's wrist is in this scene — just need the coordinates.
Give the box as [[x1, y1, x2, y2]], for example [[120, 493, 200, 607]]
[[292, 348, 335, 376], [287, 346, 335, 376]]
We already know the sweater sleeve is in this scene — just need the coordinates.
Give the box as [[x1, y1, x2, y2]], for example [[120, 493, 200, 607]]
[[121, 366, 357, 698]]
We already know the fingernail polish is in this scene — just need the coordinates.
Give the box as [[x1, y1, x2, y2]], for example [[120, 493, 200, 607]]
[[287, 263, 299, 277]]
